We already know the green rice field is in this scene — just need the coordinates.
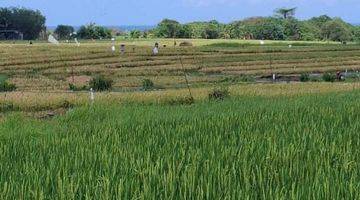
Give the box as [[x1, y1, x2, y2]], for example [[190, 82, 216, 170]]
[[1, 91, 360, 199]]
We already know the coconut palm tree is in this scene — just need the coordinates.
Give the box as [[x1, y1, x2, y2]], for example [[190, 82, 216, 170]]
[[275, 7, 297, 19]]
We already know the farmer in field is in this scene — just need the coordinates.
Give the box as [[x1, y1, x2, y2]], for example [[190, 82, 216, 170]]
[[153, 42, 159, 55], [120, 44, 125, 55]]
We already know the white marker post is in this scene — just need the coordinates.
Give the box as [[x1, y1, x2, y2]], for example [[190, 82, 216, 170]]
[[272, 74, 276, 82], [111, 38, 116, 53], [75, 38, 80, 47], [90, 88, 95, 104]]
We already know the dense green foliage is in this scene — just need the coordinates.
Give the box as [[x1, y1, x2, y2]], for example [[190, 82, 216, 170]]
[[78, 23, 112, 39], [152, 9, 359, 42], [130, 30, 142, 38], [300, 73, 310, 82], [89, 75, 113, 91], [0, 81, 16, 92], [321, 18, 353, 42], [322, 72, 337, 82], [54, 25, 75, 40], [0, 7, 46, 40], [1, 91, 360, 199], [155, 19, 183, 38]]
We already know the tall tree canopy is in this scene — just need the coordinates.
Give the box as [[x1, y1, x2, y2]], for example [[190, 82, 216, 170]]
[[77, 23, 112, 39], [155, 19, 182, 38], [321, 18, 353, 41], [0, 7, 46, 40], [229, 17, 285, 40], [54, 25, 74, 40]]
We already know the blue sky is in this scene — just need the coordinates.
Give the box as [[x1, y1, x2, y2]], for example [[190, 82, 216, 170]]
[[1, 0, 359, 26]]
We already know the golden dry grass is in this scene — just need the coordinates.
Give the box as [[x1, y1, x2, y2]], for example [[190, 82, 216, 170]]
[[1, 82, 359, 112]]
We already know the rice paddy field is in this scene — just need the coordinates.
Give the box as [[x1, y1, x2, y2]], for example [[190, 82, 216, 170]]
[[1, 39, 359, 93], [1, 39, 360, 199], [1, 91, 360, 199], [1, 39, 360, 112]]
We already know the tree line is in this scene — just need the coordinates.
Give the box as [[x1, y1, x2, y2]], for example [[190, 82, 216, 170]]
[[0, 7, 114, 41], [151, 8, 360, 42], [1, 7, 360, 42]]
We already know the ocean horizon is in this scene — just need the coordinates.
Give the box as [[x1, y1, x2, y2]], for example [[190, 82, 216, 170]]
[[47, 25, 156, 32]]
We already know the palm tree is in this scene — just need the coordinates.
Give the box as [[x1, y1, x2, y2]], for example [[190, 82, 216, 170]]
[[275, 7, 297, 19]]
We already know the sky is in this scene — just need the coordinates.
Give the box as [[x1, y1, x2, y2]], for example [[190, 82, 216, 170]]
[[1, 0, 359, 26]]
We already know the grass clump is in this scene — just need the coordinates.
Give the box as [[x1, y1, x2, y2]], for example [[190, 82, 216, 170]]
[[322, 72, 336, 82], [142, 79, 155, 91], [0, 102, 14, 112], [221, 75, 255, 83], [300, 73, 310, 82], [209, 87, 230, 101], [167, 96, 195, 105], [89, 75, 113, 91], [0, 81, 16, 92], [0, 74, 16, 92], [69, 83, 88, 91]]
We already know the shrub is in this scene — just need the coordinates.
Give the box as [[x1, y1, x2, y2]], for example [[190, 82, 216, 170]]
[[0, 81, 16, 92], [142, 79, 155, 91], [322, 73, 336, 82], [89, 76, 113, 91], [209, 87, 230, 101], [300, 73, 310, 82]]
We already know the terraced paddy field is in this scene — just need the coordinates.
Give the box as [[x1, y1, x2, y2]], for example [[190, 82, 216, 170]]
[[1, 40, 359, 91], [1, 39, 360, 112]]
